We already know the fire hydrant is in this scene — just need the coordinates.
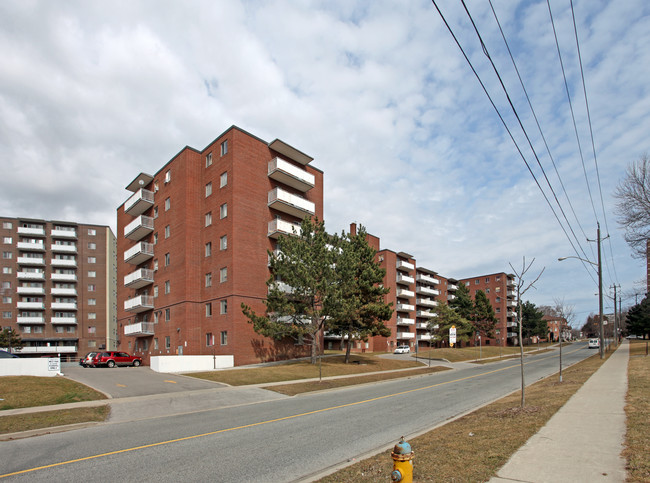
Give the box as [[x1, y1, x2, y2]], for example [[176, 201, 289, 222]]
[[391, 436, 414, 482]]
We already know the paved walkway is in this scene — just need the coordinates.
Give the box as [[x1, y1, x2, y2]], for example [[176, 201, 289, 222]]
[[489, 341, 629, 483]]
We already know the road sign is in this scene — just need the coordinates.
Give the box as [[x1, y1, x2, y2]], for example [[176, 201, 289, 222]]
[[449, 326, 457, 346]]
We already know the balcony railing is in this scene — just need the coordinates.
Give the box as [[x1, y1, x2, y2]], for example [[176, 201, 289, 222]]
[[416, 273, 439, 285], [396, 274, 415, 285], [396, 332, 415, 339], [51, 316, 77, 325], [396, 260, 415, 271], [416, 310, 436, 318], [417, 334, 432, 341], [15, 346, 77, 354], [416, 322, 429, 329], [417, 298, 438, 307], [507, 331, 517, 338], [268, 219, 301, 239], [17, 316, 45, 324], [51, 302, 77, 311], [16, 241, 45, 251], [448, 284, 458, 291], [396, 317, 415, 326], [416, 285, 439, 296], [124, 268, 155, 288], [268, 157, 315, 192], [16, 301, 45, 310], [268, 187, 315, 218], [17, 226, 45, 237], [124, 321, 155, 336], [17, 271, 45, 280], [507, 321, 518, 328], [124, 215, 154, 240], [396, 288, 414, 298], [51, 228, 77, 239], [17, 286, 45, 295], [51, 273, 77, 282], [51, 288, 77, 296], [396, 303, 415, 312], [124, 295, 154, 313], [17, 256, 45, 266], [51, 244, 77, 253], [124, 242, 154, 265], [124, 188, 155, 217], [51, 258, 77, 267]]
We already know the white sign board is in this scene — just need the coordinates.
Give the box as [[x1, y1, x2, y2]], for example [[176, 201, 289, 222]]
[[48, 358, 60, 372], [449, 326, 457, 344]]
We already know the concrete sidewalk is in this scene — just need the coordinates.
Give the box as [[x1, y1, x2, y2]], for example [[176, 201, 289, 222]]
[[490, 341, 629, 483]]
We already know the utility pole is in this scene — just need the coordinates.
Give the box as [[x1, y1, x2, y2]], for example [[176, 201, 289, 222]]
[[610, 284, 621, 345]]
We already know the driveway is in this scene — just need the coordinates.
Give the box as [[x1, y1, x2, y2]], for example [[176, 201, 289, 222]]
[[63, 365, 226, 398]]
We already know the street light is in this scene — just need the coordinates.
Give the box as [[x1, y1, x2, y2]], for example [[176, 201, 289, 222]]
[[558, 224, 605, 359]]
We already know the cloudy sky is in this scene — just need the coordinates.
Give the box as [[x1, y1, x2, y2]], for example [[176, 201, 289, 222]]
[[1, 0, 648, 326]]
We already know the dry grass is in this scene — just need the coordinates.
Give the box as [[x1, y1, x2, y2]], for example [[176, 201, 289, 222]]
[[0, 406, 109, 435], [0, 376, 106, 410], [266, 367, 449, 396], [624, 340, 650, 482], [416, 342, 558, 363], [188, 354, 425, 385], [318, 351, 605, 482]]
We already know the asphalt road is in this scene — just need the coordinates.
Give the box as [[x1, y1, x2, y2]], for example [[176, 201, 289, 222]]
[[1, 343, 594, 482]]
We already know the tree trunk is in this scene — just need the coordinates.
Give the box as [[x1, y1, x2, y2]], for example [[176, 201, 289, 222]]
[[344, 337, 352, 363]]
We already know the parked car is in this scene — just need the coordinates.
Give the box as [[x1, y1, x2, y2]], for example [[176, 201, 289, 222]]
[[394, 345, 410, 354], [588, 338, 600, 349], [79, 351, 98, 367], [90, 351, 142, 368], [0, 350, 18, 358]]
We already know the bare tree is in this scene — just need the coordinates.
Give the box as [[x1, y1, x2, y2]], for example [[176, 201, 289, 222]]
[[552, 298, 575, 383], [510, 257, 545, 408], [614, 154, 650, 258]]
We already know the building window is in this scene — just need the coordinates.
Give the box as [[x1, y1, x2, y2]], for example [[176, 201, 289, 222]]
[[206, 332, 214, 346], [496, 307, 501, 313], [205, 182, 212, 197], [3, 296, 11, 304], [220, 140, 228, 156], [153, 233, 158, 245], [206, 152, 213, 167], [154, 338, 159, 350], [220, 330, 227, 345], [88, 326, 96, 334], [206, 303, 212, 317], [2, 311, 11, 319], [88, 271, 96, 278], [165, 197, 171, 211], [1, 282, 10, 290], [475, 279, 480, 285], [164, 170, 171, 183], [3, 237, 12, 244], [165, 225, 170, 238], [153, 206, 159, 219], [220, 235, 227, 251], [165, 308, 170, 321], [88, 228, 96, 236], [220, 267, 227, 283], [205, 212, 212, 227], [88, 284, 96, 292], [2, 222, 12, 229], [88, 256, 96, 264], [486, 288, 490, 294], [495, 287, 501, 293], [88, 313, 96, 320], [153, 286, 159, 298], [165, 336, 171, 349], [165, 281, 170, 294], [220, 299, 227, 315], [220, 203, 227, 219], [88, 242, 96, 250], [164, 253, 170, 266], [2, 267, 12, 274], [205, 242, 212, 257], [220, 171, 228, 188], [3, 252, 12, 259], [205, 273, 212, 287], [88, 298, 96, 305], [485, 277, 490, 282]]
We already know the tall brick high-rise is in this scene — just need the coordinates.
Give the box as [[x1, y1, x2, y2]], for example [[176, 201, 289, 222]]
[[0, 217, 117, 358], [117, 126, 323, 366]]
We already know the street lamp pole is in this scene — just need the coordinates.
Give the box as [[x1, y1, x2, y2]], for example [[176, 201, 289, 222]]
[[558, 223, 605, 359]]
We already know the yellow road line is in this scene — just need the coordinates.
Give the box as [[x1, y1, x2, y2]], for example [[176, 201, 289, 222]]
[[0, 347, 582, 479]]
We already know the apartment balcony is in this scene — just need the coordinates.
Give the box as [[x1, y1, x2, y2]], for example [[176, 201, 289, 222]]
[[124, 242, 154, 265], [51, 316, 77, 325], [16, 345, 77, 354], [51, 244, 77, 253], [17, 316, 45, 324], [447, 294, 456, 301], [417, 333, 432, 341], [396, 260, 415, 271], [507, 290, 515, 297], [507, 331, 517, 338], [396, 274, 415, 285], [416, 285, 439, 296], [124, 268, 154, 289], [124, 188, 155, 217], [507, 321, 518, 328], [51, 273, 77, 282], [268, 157, 315, 192], [17, 271, 45, 281], [507, 300, 517, 307], [51, 302, 77, 311], [51, 258, 77, 268], [417, 310, 436, 318], [17, 256, 45, 266], [17, 226, 45, 237], [17, 241, 45, 251], [51, 228, 77, 239], [124, 215, 154, 241], [416, 322, 429, 330], [507, 311, 516, 317], [448, 284, 458, 291], [17, 286, 45, 295], [124, 295, 154, 313], [396, 288, 414, 298], [396, 332, 415, 340], [396, 317, 415, 326], [124, 321, 155, 336], [417, 298, 438, 307], [269, 281, 294, 294], [268, 219, 301, 239], [507, 278, 516, 287], [16, 301, 45, 310], [51, 288, 77, 296], [416, 273, 439, 285], [268, 187, 315, 218], [396, 303, 415, 312]]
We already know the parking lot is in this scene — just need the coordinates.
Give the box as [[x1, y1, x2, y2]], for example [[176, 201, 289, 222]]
[[63, 364, 226, 398]]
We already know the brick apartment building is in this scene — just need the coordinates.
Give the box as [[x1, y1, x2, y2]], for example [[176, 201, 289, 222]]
[[543, 315, 569, 342], [117, 126, 323, 366], [0, 217, 117, 359], [459, 273, 517, 346]]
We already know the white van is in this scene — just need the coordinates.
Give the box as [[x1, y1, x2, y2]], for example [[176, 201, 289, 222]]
[[588, 338, 600, 349]]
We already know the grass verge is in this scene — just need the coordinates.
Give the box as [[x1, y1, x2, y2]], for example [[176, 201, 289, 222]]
[[624, 340, 649, 482], [415, 342, 561, 363], [0, 406, 109, 435], [318, 350, 606, 482], [0, 376, 107, 410]]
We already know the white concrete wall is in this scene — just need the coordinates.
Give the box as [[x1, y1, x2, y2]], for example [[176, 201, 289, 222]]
[[0, 357, 62, 377], [150, 355, 234, 373]]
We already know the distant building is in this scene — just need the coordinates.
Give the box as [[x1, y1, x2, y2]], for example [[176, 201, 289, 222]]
[[116, 126, 323, 366], [543, 315, 569, 342], [0, 217, 117, 358]]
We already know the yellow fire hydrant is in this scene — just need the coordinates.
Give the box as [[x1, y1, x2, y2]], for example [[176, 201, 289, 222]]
[[391, 436, 414, 482]]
